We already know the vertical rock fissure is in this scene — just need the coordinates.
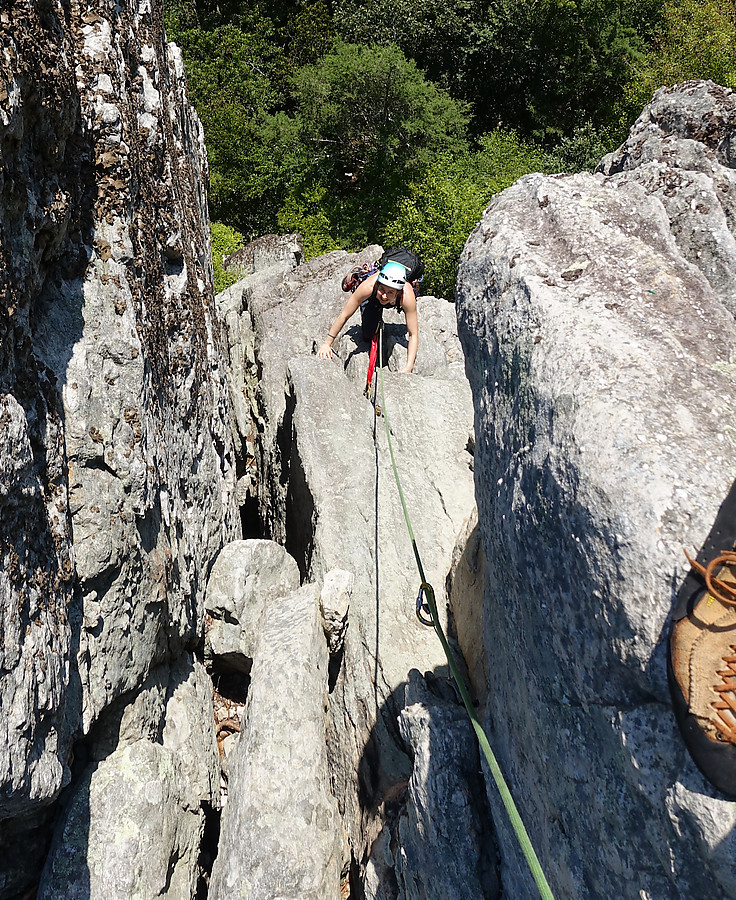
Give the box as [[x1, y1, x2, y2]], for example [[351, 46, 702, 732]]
[[284, 406, 316, 583], [194, 799, 221, 900]]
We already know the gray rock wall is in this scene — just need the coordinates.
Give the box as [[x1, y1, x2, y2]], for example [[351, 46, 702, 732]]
[[12, 14, 735, 900], [0, 1, 238, 895], [456, 81, 736, 899], [38, 655, 220, 900], [216, 250, 488, 894], [216, 233, 304, 506]]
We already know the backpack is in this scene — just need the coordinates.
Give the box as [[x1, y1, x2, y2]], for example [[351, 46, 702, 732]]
[[378, 247, 424, 286], [341, 247, 424, 294]]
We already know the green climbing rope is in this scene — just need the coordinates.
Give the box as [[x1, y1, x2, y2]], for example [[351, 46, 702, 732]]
[[376, 326, 555, 900]]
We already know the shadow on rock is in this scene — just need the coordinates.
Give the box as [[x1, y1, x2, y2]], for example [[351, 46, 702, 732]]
[[355, 667, 500, 900]]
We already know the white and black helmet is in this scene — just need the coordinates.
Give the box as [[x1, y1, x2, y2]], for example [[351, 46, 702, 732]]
[[377, 261, 407, 290]]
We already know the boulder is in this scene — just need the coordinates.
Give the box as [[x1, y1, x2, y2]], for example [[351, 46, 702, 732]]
[[0, 0, 238, 894], [456, 80, 736, 899], [208, 583, 345, 900], [161, 655, 221, 810], [39, 655, 219, 900], [364, 670, 499, 900], [204, 539, 301, 672], [39, 740, 202, 900], [599, 80, 736, 316], [223, 232, 304, 275]]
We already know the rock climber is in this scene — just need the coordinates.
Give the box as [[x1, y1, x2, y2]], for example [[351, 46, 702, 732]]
[[317, 261, 419, 373]]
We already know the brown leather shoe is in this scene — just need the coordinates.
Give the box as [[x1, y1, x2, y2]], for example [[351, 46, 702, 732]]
[[668, 480, 736, 796]]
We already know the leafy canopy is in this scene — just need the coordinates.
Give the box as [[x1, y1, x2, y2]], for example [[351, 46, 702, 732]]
[[384, 131, 555, 296], [166, 5, 297, 237], [278, 39, 472, 268], [166, 0, 736, 299], [210, 222, 245, 293], [291, 40, 470, 199]]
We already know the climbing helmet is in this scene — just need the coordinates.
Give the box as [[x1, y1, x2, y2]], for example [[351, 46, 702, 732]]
[[377, 261, 407, 290]]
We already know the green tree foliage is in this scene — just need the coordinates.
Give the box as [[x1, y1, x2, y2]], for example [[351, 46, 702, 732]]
[[333, 0, 657, 141], [166, 0, 735, 301], [277, 180, 343, 258], [282, 0, 336, 65], [652, 0, 735, 87], [166, 5, 297, 237], [278, 40, 471, 257], [332, 0, 479, 96], [210, 221, 245, 293], [467, 0, 652, 139], [383, 131, 554, 296], [167, 0, 275, 31], [621, 0, 736, 124], [291, 41, 470, 200], [548, 122, 616, 172]]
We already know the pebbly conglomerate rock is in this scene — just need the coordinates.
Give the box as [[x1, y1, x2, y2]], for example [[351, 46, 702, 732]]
[[456, 81, 736, 900], [0, 1, 238, 895]]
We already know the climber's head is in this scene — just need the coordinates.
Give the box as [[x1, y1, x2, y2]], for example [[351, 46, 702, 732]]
[[376, 261, 406, 305], [377, 261, 407, 291]]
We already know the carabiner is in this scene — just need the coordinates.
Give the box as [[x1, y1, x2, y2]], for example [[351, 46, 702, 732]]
[[416, 582, 435, 627]]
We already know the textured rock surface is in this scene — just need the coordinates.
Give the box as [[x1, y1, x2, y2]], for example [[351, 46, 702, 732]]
[[204, 538, 301, 670], [208, 583, 345, 900], [40, 743, 201, 900], [218, 250, 483, 890], [218, 246, 382, 543], [217, 233, 305, 510], [39, 654, 219, 899], [456, 81, 736, 899], [599, 80, 736, 316], [223, 232, 304, 276], [364, 670, 498, 900], [0, 0, 237, 894], [320, 568, 354, 654]]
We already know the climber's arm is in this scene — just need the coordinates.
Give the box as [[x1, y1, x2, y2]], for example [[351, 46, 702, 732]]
[[318, 277, 378, 359], [400, 288, 418, 373]]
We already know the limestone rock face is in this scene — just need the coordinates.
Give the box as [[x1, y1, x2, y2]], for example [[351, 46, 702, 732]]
[[216, 250, 485, 892], [599, 80, 736, 315], [208, 583, 344, 900], [0, 0, 237, 893], [217, 233, 305, 500], [456, 81, 736, 899], [364, 670, 498, 900]]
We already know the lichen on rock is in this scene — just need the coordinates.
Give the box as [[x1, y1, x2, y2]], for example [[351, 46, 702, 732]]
[[0, 0, 238, 895]]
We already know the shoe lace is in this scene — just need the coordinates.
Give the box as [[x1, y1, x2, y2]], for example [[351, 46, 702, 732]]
[[684, 549, 736, 606], [713, 647, 736, 743]]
